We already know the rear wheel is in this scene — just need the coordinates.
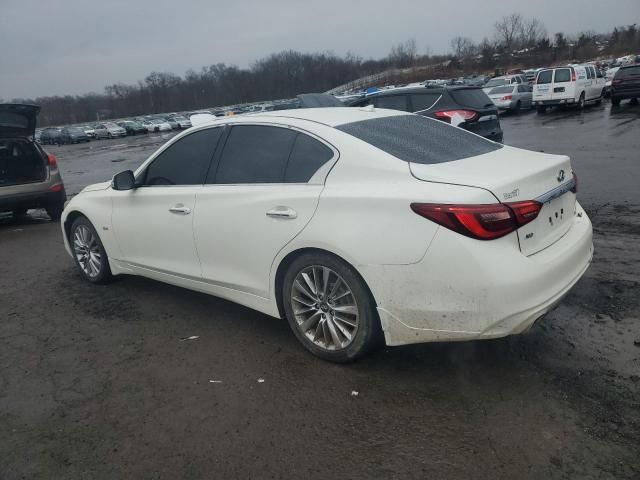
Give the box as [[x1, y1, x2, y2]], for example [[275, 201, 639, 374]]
[[282, 252, 381, 363], [46, 202, 64, 221], [12, 208, 28, 218], [612, 97, 621, 106], [513, 100, 521, 113], [595, 90, 604, 105], [578, 92, 586, 110], [536, 105, 547, 114], [69, 216, 113, 284]]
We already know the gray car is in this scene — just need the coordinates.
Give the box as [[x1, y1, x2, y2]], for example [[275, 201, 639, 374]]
[[94, 122, 127, 139], [487, 84, 533, 112], [0, 104, 67, 220]]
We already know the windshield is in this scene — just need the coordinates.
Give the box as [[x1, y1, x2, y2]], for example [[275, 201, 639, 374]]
[[337, 114, 502, 165]]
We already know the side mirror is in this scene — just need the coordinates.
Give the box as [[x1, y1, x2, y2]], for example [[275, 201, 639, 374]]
[[112, 170, 136, 191]]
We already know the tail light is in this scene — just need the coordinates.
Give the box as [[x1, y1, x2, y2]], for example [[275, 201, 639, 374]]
[[49, 183, 64, 192], [571, 70, 576, 82], [433, 110, 478, 123], [47, 153, 57, 168], [571, 171, 578, 193], [502, 95, 513, 100], [410, 201, 542, 240], [612, 79, 622, 85]]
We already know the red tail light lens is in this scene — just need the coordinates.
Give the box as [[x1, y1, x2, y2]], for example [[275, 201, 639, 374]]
[[410, 201, 542, 240], [571, 70, 576, 82], [502, 95, 513, 100], [47, 153, 57, 168], [612, 79, 621, 85], [433, 110, 478, 123]]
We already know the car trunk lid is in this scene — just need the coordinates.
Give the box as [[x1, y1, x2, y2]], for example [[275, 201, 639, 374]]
[[0, 104, 40, 139], [409, 145, 576, 256]]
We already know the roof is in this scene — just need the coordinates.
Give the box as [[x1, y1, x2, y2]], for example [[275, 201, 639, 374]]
[[197, 107, 409, 128]]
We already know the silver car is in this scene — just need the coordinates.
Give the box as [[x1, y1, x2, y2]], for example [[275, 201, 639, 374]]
[[487, 84, 532, 112], [94, 122, 127, 139], [0, 104, 67, 220]]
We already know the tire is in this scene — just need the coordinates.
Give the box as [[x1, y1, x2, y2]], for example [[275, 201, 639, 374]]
[[282, 252, 382, 363], [12, 208, 28, 218], [45, 202, 64, 221], [611, 97, 621, 106], [536, 105, 547, 114], [595, 90, 604, 105], [578, 92, 585, 110], [69, 216, 113, 284], [513, 100, 521, 113]]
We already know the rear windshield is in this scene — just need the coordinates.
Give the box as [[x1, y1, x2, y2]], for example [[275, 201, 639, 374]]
[[554, 69, 571, 83], [485, 78, 507, 88], [449, 89, 493, 109], [536, 70, 553, 84], [618, 66, 640, 77], [337, 114, 502, 165], [489, 86, 515, 94]]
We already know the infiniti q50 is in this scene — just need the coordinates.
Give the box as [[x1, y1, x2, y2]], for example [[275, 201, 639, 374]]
[[61, 108, 593, 362]]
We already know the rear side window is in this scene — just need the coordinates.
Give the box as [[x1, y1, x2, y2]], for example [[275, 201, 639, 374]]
[[586, 67, 593, 79], [284, 133, 334, 183], [409, 93, 441, 112], [372, 95, 409, 111], [337, 114, 502, 165], [536, 70, 553, 84], [143, 128, 222, 186], [554, 69, 571, 83], [214, 125, 297, 184], [618, 66, 640, 77], [517, 85, 528, 93], [449, 89, 492, 109]]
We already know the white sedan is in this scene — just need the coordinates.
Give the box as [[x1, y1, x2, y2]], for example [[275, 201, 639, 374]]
[[61, 108, 593, 362]]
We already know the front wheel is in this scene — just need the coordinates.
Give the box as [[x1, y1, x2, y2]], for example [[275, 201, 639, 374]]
[[69, 216, 113, 284], [282, 252, 381, 363]]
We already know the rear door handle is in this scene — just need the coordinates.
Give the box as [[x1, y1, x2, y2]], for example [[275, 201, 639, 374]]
[[169, 204, 191, 215], [266, 207, 297, 219]]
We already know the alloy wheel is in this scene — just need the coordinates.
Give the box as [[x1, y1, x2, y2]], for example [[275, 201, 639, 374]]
[[291, 265, 359, 351], [73, 225, 102, 278]]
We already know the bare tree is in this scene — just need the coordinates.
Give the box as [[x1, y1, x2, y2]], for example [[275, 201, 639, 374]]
[[520, 17, 548, 49], [388, 38, 417, 68], [494, 13, 524, 52], [450, 36, 476, 59]]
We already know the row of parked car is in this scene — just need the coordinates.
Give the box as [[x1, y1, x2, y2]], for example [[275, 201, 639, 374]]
[[37, 114, 193, 145]]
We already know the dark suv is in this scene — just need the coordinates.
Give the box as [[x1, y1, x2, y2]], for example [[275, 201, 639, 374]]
[[611, 64, 640, 106], [348, 86, 503, 142], [0, 104, 67, 220]]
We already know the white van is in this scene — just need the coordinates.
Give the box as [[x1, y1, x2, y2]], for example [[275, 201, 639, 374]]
[[532, 65, 605, 113]]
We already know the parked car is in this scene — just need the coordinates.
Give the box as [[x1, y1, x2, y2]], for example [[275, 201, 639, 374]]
[[348, 86, 503, 142], [532, 65, 605, 112], [482, 75, 526, 94], [80, 125, 96, 138], [604, 66, 621, 96], [163, 117, 180, 130], [94, 122, 127, 139], [39, 127, 62, 145], [0, 104, 67, 220], [149, 119, 172, 132], [487, 84, 533, 112], [60, 126, 90, 144], [610, 64, 640, 106], [170, 115, 192, 129], [136, 119, 157, 132], [117, 120, 147, 136], [60, 108, 592, 362]]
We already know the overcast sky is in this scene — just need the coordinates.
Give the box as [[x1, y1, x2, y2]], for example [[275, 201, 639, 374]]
[[1, 0, 638, 99]]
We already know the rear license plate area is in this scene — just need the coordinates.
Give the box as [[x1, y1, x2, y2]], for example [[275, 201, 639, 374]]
[[553, 87, 565, 93]]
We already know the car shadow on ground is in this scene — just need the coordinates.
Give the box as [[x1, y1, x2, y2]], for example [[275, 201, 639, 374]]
[[0, 210, 53, 229]]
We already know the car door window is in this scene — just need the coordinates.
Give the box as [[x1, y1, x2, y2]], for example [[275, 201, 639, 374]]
[[372, 95, 409, 111], [212, 125, 297, 184], [554, 69, 571, 83], [409, 93, 441, 112], [537, 70, 552, 84], [284, 133, 334, 183], [143, 127, 222, 186]]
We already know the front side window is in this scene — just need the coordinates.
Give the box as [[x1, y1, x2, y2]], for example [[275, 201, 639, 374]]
[[213, 125, 297, 184], [143, 128, 222, 186]]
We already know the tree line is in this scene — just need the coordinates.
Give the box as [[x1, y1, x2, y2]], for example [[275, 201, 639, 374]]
[[6, 15, 639, 127]]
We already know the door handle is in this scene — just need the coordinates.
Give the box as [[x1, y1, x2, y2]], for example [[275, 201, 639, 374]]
[[169, 205, 191, 215], [266, 206, 297, 219]]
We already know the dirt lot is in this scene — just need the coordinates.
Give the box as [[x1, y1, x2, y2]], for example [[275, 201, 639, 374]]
[[1, 102, 639, 479]]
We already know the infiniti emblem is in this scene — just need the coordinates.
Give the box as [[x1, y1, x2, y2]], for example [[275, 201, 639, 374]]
[[557, 169, 565, 182]]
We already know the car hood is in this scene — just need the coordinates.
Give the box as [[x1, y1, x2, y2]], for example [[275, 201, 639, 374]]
[[80, 181, 111, 193], [0, 104, 40, 138]]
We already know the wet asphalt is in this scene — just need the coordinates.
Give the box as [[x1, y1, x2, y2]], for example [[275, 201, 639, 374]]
[[1, 101, 639, 479]]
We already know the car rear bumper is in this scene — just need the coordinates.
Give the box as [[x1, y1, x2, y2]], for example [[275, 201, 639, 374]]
[[359, 202, 593, 346], [611, 88, 640, 99], [533, 98, 576, 106], [0, 188, 67, 212]]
